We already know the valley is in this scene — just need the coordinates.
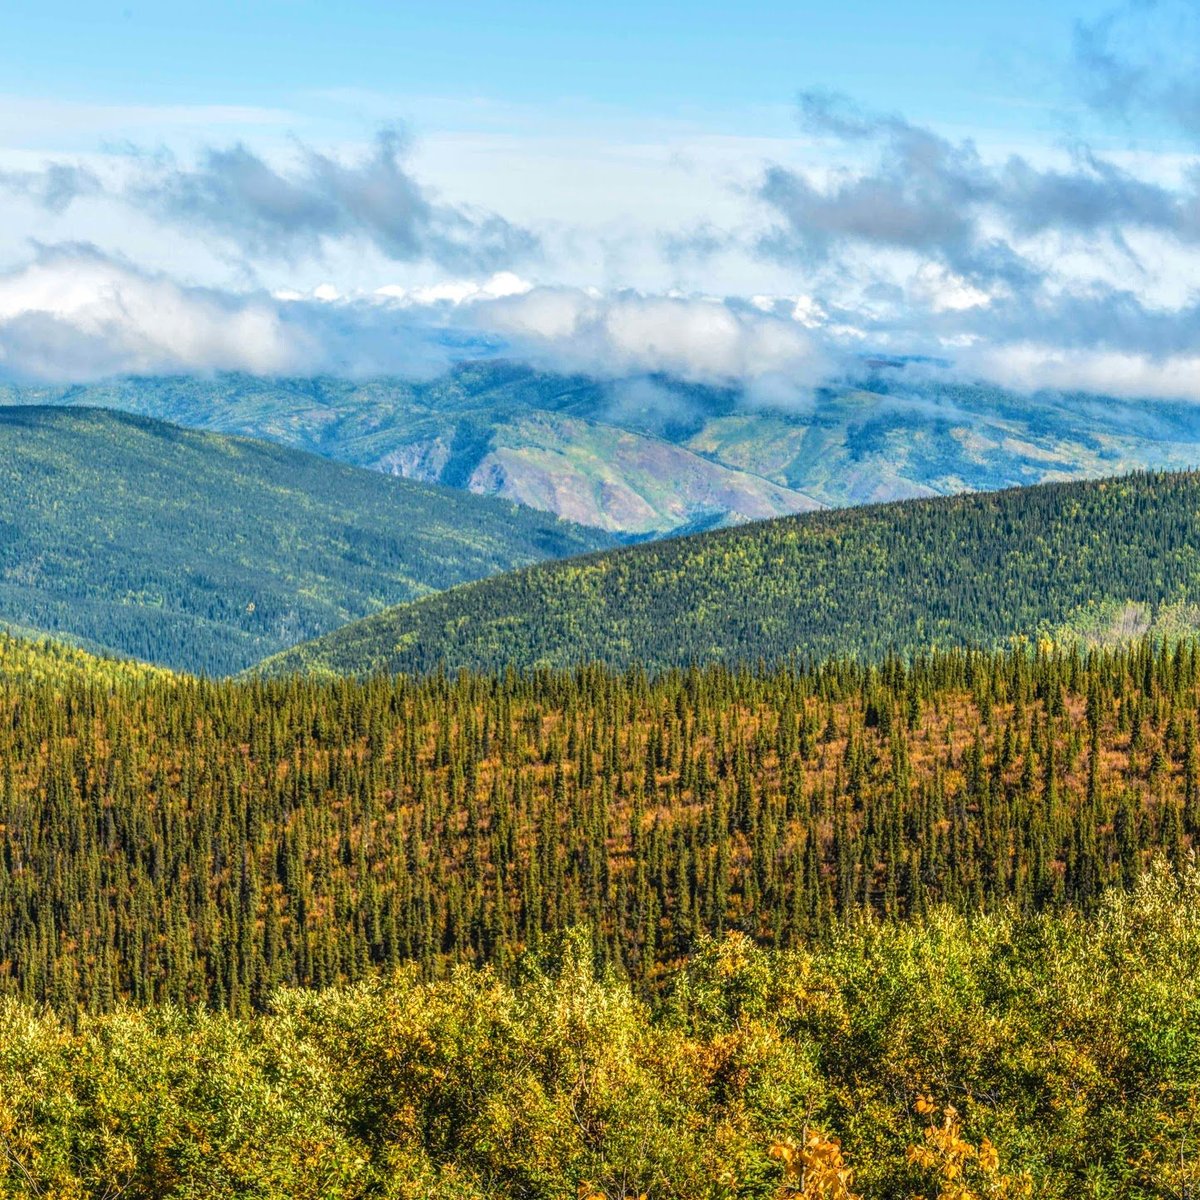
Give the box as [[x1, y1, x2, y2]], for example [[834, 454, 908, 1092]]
[[0, 406, 612, 673]]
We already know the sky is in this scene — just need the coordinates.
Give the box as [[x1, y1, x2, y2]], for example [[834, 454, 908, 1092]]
[[1, 0, 1199, 398]]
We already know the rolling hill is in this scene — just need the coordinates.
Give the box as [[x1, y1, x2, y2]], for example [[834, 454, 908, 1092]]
[[10, 363, 1200, 535], [0, 625, 172, 688], [0, 407, 614, 674], [259, 469, 1200, 676]]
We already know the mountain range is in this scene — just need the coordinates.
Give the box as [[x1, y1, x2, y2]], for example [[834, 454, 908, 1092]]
[[7, 371, 1200, 679], [9, 363, 1200, 537]]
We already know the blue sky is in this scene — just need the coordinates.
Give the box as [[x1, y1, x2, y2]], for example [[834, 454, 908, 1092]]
[[0, 0, 1198, 398], [7, 1, 1091, 124]]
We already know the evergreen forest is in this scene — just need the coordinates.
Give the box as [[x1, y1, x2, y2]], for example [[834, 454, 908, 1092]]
[[0, 631, 1198, 1195]]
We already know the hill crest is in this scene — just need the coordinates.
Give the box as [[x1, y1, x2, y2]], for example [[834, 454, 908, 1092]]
[[257, 469, 1200, 677]]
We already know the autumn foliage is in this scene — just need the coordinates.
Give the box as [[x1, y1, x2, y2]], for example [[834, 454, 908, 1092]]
[[0, 863, 1193, 1196]]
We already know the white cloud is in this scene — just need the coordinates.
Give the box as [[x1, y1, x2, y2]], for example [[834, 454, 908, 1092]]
[[4, 244, 1200, 410], [478, 287, 832, 386], [372, 271, 533, 306], [0, 247, 307, 380], [962, 343, 1200, 402], [911, 263, 992, 313]]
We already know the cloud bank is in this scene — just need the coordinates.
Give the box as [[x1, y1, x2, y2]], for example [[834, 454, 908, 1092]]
[[1, 3, 1199, 404], [0, 246, 831, 389], [477, 287, 833, 390], [2, 242, 1200, 405]]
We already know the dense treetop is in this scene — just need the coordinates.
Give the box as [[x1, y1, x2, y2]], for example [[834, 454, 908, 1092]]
[[1, 876, 1198, 1198], [2, 624, 1200, 1195], [0, 406, 612, 674], [261, 469, 1200, 677]]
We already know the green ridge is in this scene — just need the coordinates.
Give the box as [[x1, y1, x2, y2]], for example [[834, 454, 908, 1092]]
[[0, 627, 171, 688], [259, 469, 1200, 676]]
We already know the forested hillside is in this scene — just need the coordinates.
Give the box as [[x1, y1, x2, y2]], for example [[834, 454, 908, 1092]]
[[262, 470, 1200, 677], [0, 628, 170, 688], [4, 633, 1198, 1013], [0, 407, 612, 673], [11, 364, 1200, 535]]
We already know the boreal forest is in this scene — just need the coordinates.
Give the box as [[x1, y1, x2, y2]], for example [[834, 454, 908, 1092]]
[[0, 615, 1198, 1196], [0, 375, 1198, 1200]]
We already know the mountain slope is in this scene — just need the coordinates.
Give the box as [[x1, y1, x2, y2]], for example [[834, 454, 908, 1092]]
[[0, 407, 614, 674], [0, 626, 171, 688], [10, 365, 1200, 534], [259, 470, 1200, 676], [3, 368, 822, 535]]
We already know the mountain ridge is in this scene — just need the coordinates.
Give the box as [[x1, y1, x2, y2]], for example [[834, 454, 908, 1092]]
[[257, 468, 1200, 677], [10, 364, 1200, 536]]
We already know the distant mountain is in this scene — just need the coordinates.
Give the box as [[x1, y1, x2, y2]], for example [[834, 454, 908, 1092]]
[[258, 470, 1200, 677], [9, 363, 1200, 536], [0, 407, 614, 674]]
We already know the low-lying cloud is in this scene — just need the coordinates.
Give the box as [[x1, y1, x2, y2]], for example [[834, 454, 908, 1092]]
[[2, 4, 1200, 409], [0, 245, 306, 380], [4, 244, 1200, 404], [477, 287, 833, 390], [0, 247, 832, 389]]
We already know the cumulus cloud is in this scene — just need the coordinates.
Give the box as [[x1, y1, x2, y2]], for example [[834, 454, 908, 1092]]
[[138, 128, 537, 271], [3, 27, 1200, 410], [731, 69, 1200, 403], [0, 244, 309, 380], [0, 245, 840, 392], [4, 243, 1200, 404], [476, 287, 835, 391], [761, 95, 986, 265], [133, 128, 538, 272]]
